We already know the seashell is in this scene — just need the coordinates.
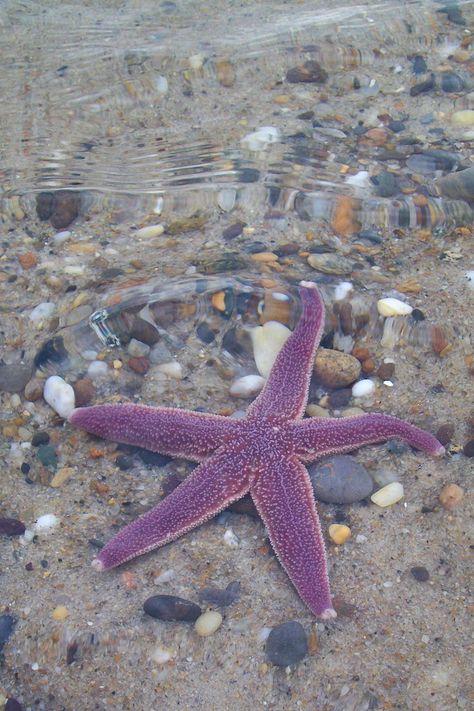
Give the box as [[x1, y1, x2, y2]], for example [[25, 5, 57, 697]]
[[377, 297, 413, 317], [429, 166, 474, 202], [371, 482, 404, 507]]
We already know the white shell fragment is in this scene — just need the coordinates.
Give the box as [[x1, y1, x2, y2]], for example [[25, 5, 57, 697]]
[[43, 376, 76, 418], [377, 297, 413, 317], [241, 126, 280, 152], [371, 481, 404, 507], [334, 282, 353, 301], [352, 379, 375, 398], [194, 611, 223, 637], [134, 224, 164, 239], [34, 514, 60, 531], [229, 374, 265, 399], [250, 321, 291, 377]]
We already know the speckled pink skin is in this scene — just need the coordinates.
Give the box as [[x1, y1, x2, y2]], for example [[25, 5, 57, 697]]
[[69, 282, 444, 619]]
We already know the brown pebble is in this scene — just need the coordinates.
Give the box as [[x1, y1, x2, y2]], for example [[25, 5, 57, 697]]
[[431, 325, 449, 354], [439, 483, 464, 510], [436, 423, 455, 446], [361, 358, 376, 374], [0, 518, 26, 536], [377, 362, 395, 380], [463, 439, 474, 457], [215, 58, 235, 87], [286, 60, 327, 84], [128, 356, 150, 375], [73, 378, 96, 407], [19, 252, 38, 270], [222, 221, 246, 241], [314, 349, 361, 389], [338, 301, 353, 335], [50, 190, 81, 229], [352, 345, 370, 362]]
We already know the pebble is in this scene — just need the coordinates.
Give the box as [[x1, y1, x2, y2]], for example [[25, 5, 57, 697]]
[[5, 699, 23, 711], [43, 375, 76, 418], [199, 581, 241, 608], [440, 72, 464, 92], [155, 361, 183, 379], [135, 224, 164, 239], [241, 126, 280, 152], [87, 361, 109, 379], [371, 481, 404, 507], [0, 614, 17, 652], [31, 431, 50, 447], [229, 374, 265, 399], [439, 483, 464, 510], [127, 338, 151, 358], [286, 60, 327, 84], [0, 363, 33, 393], [144, 594, 202, 622], [463, 440, 474, 458], [36, 444, 58, 469], [150, 646, 173, 665], [328, 523, 351, 545], [376, 361, 395, 380], [265, 621, 308, 667], [377, 297, 413, 317], [314, 349, 361, 389], [352, 379, 375, 398], [0, 518, 26, 536], [29, 302, 56, 326], [436, 423, 455, 446], [328, 388, 352, 408], [308, 455, 373, 504], [72, 378, 96, 406], [38, 190, 81, 229], [218, 189, 237, 213], [450, 110, 474, 127], [194, 610, 223, 637], [307, 252, 353, 275], [410, 566, 430, 582], [34, 513, 59, 531], [334, 282, 353, 301], [306, 404, 330, 418], [115, 454, 134, 471], [50, 466, 75, 488], [250, 321, 291, 378], [52, 605, 69, 621]]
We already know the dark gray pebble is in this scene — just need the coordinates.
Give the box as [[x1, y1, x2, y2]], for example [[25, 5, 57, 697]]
[[0, 363, 33, 393], [410, 566, 430, 582], [0, 614, 17, 652], [327, 388, 352, 409], [135, 448, 172, 467], [5, 699, 24, 711], [463, 439, 474, 458], [222, 221, 246, 241], [0, 518, 26, 536], [436, 423, 454, 446], [388, 120, 405, 133], [411, 55, 427, 75], [308, 455, 373, 504], [266, 621, 308, 666], [286, 60, 327, 84], [199, 581, 241, 607], [31, 431, 50, 447], [410, 75, 435, 96], [36, 444, 58, 470], [371, 171, 400, 197], [440, 72, 464, 92], [143, 594, 201, 622], [115, 454, 134, 471]]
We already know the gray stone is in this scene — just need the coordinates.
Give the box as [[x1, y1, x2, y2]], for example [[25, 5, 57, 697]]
[[308, 455, 373, 504], [0, 363, 33, 393], [266, 621, 308, 666]]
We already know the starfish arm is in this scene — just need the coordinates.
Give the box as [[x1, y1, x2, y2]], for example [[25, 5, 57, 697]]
[[250, 456, 336, 619], [291, 414, 445, 462], [248, 282, 325, 422], [69, 404, 236, 462], [94, 448, 253, 569]]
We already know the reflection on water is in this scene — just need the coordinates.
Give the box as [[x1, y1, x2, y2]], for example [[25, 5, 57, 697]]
[[1, 0, 473, 231]]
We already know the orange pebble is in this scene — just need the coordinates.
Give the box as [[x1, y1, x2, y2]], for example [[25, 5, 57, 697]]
[[19, 252, 38, 270]]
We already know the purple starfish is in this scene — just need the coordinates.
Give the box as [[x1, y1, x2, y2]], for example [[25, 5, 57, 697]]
[[69, 281, 444, 619]]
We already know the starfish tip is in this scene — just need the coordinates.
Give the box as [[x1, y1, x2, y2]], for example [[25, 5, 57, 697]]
[[320, 607, 337, 620], [92, 558, 105, 572], [434, 444, 446, 457], [67, 407, 80, 423]]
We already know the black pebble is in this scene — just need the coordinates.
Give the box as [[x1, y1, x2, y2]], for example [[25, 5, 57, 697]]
[[115, 454, 134, 471], [410, 75, 435, 96], [411, 55, 427, 74], [143, 594, 202, 622], [222, 221, 246, 241], [328, 388, 352, 409], [388, 120, 405, 133], [0, 614, 17, 652], [410, 566, 430, 582], [266, 621, 308, 666], [196, 322, 216, 344], [135, 448, 172, 467], [0, 518, 26, 536], [5, 700, 24, 711], [31, 431, 50, 447], [463, 439, 474, 458]]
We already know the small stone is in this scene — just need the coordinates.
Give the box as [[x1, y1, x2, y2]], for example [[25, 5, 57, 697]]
[[43, 375, 75, 418], [222, 221, 246, 240], [410, 75, 435, 96], [194, 610, 223, 637], [128, 356, 150, 375], [410, 566, 430, 582], [127, 338, 151, 358], [199, 581, 241, 608], [307, 253, 353, 275], [19, 252, 38, 270], [306, 404, 330, 418], [144, 594, 201, 622], [251, 321, 291, 378], [50, 467, 74, 488], [286, 60, 327, 84], [150, 646, 173, 665], [436, 423, 455, 446], [0, 614, 17, 652], [34, 513, 59, 531], [0, 518, 26, 536], [50, 190, 81, 229], [371, 481, 404, 507], [115, 454, 134, 471], [155, 361, 183, 379], [135, 224, 164, 239], [5, 698, 23, 711], [36, 444, 58, 470], [31, 431, 50, 447], [352, 379, 375, 398], [265, 621, 308, 667], [0, 363, 33, 393], [29, 302, 56, 326], [215, 58, 235, 87], [450, 110, 474, 127], [327, 388, 352, 409], [376, 362, 395, 380], [87, 361, 109, 379], [72, 378, 96, 407], [440, 72, 464, 93], [52, 605, 69, 621], [463, 439, 474, 458], [439, 483, 464, 510], [217, 189, 237, 212], [377, 297, 413, 317], [328, 523, 351, 545], [241, 126, 280, 152], [229, 374, 265, 399], [314, 349, 361, 389], [308, 455, 373, 504]]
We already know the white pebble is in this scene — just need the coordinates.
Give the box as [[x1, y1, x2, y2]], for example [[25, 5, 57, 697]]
[[377, 297, 413, 317], [189, 53, 205, 70], [155, 75, 168, 95], [241, 126, 280, 152], [135, 224, 164, 239], [29, 302, 56, 326], [223, 528, 239, 547], [64, 265, 85, 276], [465, 271, 474, 290], [153, 197, 164, 215], [356, 534, 367, 544], [383, 380, 394, 387], [22, 528, 35, 542], [34, 514, 59, 531], [250, 321, 291, 377], [52, 230, 71, 244], [334, 282, 353, 301], [229, 374, 265, 399], [127, 338, 151, 358], [371, 481, 404, 507], [352, 379, 375, 398], [43, 376, 75, 418], [217, 188, 237, 212], [155, 361, 183, 379], [194, 611, 223, 637], [345, 170, 370, 189], [87, 360, 109, 379], [150, 646, 173, 665]]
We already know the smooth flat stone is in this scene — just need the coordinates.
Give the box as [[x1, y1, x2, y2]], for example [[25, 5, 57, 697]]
[[308, 455, 373, 504]]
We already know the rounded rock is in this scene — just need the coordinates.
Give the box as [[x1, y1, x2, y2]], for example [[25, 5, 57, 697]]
[[410, 566, 430, 582], [314, 349, 361, 389], [308, 455, 373, 504], [144, 594, 202, 622], [251, 321, 291, 378], [307, 253, 353, 276], [0, 614, 17, 652], [0, 518, 26, 536], [43, 375, 76, 418], [229, 374, 266, 399], [328, 523, 351, 545], [371, 481, 404, 507], [439, 483, 464, 510], [0, 363, 33, 394], [377, 297, 413, 317], [352, 379, 375, 398], [265, 621, 308, 667], [194, 610, 223, 637], [463, 439, 474, 458]]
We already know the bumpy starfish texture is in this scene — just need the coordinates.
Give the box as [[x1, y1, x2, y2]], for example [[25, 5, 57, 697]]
[[69, 281, 444, 619]]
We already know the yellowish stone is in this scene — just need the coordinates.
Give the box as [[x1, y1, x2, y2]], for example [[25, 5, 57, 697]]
[[328, 524, 352, 545], [194, 610, 223, 637], [52, 605, 69, 621]]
